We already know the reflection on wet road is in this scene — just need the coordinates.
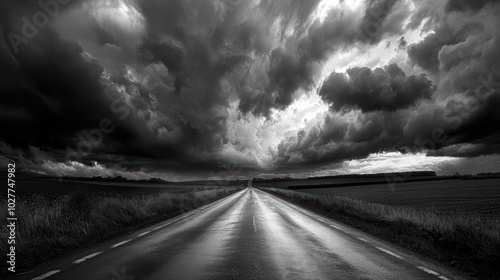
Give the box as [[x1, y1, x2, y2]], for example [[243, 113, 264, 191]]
[[21, 188, 465, 280]]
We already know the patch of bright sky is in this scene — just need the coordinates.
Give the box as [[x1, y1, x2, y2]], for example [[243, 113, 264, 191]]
[[319, 0, 435, 79], [313, 0, 363, 23], [314, 152, 460, 176], [90, 0, 144, 30], [223, 92, 330, 169]]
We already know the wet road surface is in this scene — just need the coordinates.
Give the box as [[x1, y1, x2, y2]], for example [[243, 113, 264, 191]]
[[17, 188, 469, 280]]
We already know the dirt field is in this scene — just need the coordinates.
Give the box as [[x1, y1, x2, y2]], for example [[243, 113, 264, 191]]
[[297, 178, 500, 219]]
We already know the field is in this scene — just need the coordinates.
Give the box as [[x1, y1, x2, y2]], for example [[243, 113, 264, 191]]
[[261, 178, 500, 278], [4, 178, 224, 198], [0, 179, 242, 275], [297, 178, 500, 220]]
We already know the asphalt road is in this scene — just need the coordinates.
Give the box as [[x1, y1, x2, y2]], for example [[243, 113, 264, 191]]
[[17, 187, 470, 280]]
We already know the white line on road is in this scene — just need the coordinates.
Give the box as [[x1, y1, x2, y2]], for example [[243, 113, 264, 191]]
[[15, 270, 33, 276], [72, 252, 103, 264], [31, 270, 60, 280], [356, 237, 368, 242], [417, 266, 449, 279], [153, 223, 170, 231], [375, 247, 403, 260], [253, 215, 257, 232], [111, 239, 132, 248], [137, 231, 151, 237], [330, 224, 342, 230], [417, 266, 440, 275]]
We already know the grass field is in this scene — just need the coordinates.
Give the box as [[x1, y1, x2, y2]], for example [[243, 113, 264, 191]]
[[4, 178, 217, 198], [298, 178, 500, 220], [261, 181, 500, 279], [0, 179, 242, 275]]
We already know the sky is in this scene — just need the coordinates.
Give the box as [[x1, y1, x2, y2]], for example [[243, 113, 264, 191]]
[[0, 0, 499, 180]]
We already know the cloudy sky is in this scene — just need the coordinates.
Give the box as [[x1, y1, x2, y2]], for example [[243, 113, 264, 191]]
[[0, 0, 499, 180]]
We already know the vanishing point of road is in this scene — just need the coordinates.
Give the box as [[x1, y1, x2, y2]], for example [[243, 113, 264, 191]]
[[18, 186, 470, 280]]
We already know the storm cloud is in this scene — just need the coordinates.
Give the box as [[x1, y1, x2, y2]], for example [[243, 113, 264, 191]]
[[319, 64, 435, 112], [0, 0, 499, 179]]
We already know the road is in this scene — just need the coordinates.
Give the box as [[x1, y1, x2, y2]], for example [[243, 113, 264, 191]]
[[17, 187, 469, 280]]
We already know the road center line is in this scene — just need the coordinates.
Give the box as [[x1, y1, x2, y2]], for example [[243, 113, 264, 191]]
[[417, 266, 440, 275], [375, 247, 403, 260], [72, 252, 103, 264], [417, 266, 449, 279], [330, 224, 342, 230], [31, 270, 60, 280], [137, 231, 151, 237], [153, 223, 170, 231], [356, 237, 368, 242], [253, 215, 257, 232], [111, 239, 132, 248]]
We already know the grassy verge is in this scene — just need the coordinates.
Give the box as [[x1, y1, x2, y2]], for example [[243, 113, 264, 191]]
[[261, 187, 500, 279], [0, 186, 242, 275]]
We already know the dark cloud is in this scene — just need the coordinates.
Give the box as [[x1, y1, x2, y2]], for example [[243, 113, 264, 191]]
[[397, 36, 407, 50], [274, 111, 404, 167], [319, 64, 435, 112], [0, 4, 109, 150], [130, 0, 253, 162], [138, 37, 187, 92], [0, 0, 248, 177], [438, 94, 500, 155], [408, 22, 483, 72], [445, 0, 496, 12], [239, 1, 412, 117]]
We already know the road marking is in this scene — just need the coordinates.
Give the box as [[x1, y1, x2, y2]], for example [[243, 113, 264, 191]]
[[153, 223, 170, 230], [330, 224, 342, 230], [253, 215, 257, 232], [111, 239, 132, 248], [72, 251, 103, 264], [417, 266, 439, 275], [16, 270, 34, 276], [261, 190, 458, 280], [137, 231, 151, 237], [375, 247, 403, 260], [417, 266, 449, 279], [26, 194, 245, 279], [31, 270, 60, 280]]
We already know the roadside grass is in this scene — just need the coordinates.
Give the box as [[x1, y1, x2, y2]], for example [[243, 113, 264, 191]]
[[0, 186, 242, 274], [262, 187, 500, 279]]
